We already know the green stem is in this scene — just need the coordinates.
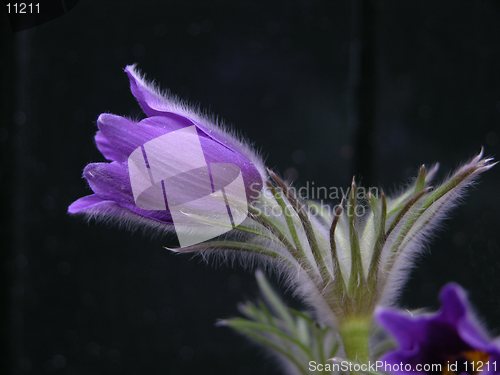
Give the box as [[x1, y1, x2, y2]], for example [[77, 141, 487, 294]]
[[339, 316, 371, 364]]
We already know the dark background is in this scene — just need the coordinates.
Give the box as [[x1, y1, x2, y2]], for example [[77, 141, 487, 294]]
[[1, 0, 500, 374]]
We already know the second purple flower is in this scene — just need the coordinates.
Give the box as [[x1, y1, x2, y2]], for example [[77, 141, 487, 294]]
[[377, 284, 500, 375]]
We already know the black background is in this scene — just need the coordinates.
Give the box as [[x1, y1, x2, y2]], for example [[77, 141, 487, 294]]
[[1, 1, 500, 374]]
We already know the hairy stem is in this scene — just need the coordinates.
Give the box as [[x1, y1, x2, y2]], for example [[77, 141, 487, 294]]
[[339, 316, 371, 364]]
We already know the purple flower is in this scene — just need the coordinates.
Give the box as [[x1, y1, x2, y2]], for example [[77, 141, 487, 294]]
[[377, 284, 500, 375], [68, 65, 264, 231]]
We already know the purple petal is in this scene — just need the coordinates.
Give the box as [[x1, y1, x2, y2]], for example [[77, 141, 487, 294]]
[[96, 114, 184, 162], [84, 162, 135, 205], [82, 163, 173, 224], [125, 65, 264, 196], [97, 114, 219, 162], [197, 130, 263, 198], [69, 194, 173, 230], [376, 307, 420, 350], [95, 114, 137, 162], [124, 65, 215, 138], [124, 65, 265, 173], [439, 283, 490, 351], [438, 284, 492, 351], [68, 194, 112, 214], [95, 130, 122, 162], [124, 64, 172, 116], [139, 114, 193, 129], [96, 114, 262, 199], [438, 283, 469, 323], [377, 284, 500, 375]]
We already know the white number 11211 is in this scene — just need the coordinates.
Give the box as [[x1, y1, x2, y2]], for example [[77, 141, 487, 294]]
[[6, 3, 40, 14]]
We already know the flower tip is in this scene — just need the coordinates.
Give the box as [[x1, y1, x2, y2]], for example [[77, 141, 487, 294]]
[[67, 201, 81, 215], [82, 163, 98, 180], [439, 282, 469, 303], [96, 113, 106, 126], [440, 281, 462, 293], [67, 194, 105, 215], [439, 282, 468, 309], [123, 63, 138, 74], [96, 113, 119, 129], [123, 64, 144, 89]]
